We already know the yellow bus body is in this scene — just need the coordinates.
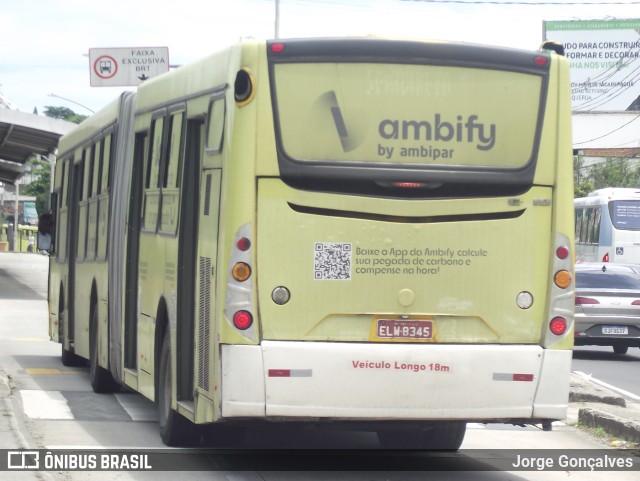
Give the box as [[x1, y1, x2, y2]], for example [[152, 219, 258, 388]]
[[49, 38, 574, 448]]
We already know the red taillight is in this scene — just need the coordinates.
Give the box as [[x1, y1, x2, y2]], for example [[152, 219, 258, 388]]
[[603, 252, 610, 262], [549, 317, 567, 335], [556, 246, 570, 260], [233, 310, 253, 330], [575, 297, 599, 305], [392, 182, 426, 189], [236, 237, 251, 252], [632, 300, 640, 306], [534, 56, 548, 66], [271, 42, 285, 53]]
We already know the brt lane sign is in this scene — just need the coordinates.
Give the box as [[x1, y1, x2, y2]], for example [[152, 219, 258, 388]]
[[89, 47, 169, 87]]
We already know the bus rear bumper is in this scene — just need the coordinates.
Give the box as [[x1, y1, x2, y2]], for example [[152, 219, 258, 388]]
[[220, 342, 572, 422]]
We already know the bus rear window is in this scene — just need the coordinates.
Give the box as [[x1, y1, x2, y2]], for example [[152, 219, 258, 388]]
[[611, 200, 640, 230], [272, 62, 544, 171]]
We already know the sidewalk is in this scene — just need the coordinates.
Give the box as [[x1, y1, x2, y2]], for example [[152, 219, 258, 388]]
[[567, 372, 640, 446]]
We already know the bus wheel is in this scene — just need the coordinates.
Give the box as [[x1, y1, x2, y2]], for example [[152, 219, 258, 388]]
[[158, 331, 200, 446], [89, 305, 119, 393], [377, 422, 466, 450], [202, 424, 245, 448], [377, 428, 422, 449], [59, 304, 85, 367], [613, 344, 628, 355], [419, 422, 466, 450]]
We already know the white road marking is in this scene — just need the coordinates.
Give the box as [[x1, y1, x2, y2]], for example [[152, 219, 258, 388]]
[[20, 390, 74, 419], [573, 370, 640, 401]]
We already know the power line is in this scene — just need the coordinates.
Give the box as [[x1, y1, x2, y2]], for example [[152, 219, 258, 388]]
[[574, 114, 640, 145], [401, 1, 640, 5]]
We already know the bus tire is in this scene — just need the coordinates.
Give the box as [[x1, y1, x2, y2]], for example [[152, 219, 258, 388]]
[[377, 422, 466, 450], [158, 330, 200, 446], [419, 422, 466, 450], [202, 424, 245, 448], [613, 344, 628, 355], [89, 305, 119, 393], [59, 300, 85, 367]]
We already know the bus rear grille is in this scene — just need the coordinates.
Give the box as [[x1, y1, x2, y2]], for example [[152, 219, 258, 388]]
[[198, 256, 212, 391]]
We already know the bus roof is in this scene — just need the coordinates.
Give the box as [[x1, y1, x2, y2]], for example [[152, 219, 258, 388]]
[[586, 188, 640, 199]]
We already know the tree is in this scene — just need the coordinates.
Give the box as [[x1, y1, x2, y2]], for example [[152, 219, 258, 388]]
[[21, 106, 87, 214], [43, 106, 88, 124], [574, 156, 640, 197], [22, 156, 52, 214]]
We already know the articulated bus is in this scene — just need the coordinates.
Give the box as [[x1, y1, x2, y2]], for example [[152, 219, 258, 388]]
[[575, 188, 640, 263], [48, 38, 575, 448]]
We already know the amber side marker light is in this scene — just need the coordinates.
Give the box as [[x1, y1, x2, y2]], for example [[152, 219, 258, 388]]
[[232, 262, 252, 282], [554, 270, 572, 289]]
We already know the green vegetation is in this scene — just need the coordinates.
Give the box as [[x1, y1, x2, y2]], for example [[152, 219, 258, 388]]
[[574, 154, 640, 198], [21, 107, 86, 214]]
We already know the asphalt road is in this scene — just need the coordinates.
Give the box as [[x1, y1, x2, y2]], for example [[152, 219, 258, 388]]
[[573, 346, 640, 402]]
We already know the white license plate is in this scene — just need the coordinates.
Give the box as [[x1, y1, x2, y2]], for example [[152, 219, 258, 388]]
[[602, 326, 628, 335], [377, 319, 433, 339]]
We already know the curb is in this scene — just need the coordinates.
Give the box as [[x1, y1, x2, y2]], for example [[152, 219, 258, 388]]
[[0, 369, 11, 398], [579, 407, 640, 445], [569, 373, 640, 446]]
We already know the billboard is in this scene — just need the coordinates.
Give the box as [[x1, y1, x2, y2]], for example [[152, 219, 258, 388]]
[[544, 19, 640, 112]]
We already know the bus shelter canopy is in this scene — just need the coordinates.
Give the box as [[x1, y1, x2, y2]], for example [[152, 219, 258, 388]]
[[0, 109, 75, 184]]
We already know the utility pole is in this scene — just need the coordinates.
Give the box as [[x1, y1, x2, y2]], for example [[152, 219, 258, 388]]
[[275, 0, 280, 39]]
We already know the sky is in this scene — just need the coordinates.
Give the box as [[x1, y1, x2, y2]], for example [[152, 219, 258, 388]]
[[0, 0, 637, 115]]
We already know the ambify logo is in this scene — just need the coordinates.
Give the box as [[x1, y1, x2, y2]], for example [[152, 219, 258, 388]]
[[317, 90, 364, 153]]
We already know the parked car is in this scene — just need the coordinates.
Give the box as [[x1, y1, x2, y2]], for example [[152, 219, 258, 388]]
[[574, 263, 640, 354]]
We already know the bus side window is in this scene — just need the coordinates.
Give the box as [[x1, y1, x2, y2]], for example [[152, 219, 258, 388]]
[[160, 111, 184, 235], [206, 96, 225, 154], [575, 208, 583, 243], [590, 207, 601, 245], [580, 208, 591, 245], [143, 116, 164, 232], [76, 153, 88, 261], [102, 134, 112, 191]]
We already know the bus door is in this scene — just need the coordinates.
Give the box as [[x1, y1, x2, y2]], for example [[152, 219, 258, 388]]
[[66, 158, 85, 348], [124, 133, 147, 371]]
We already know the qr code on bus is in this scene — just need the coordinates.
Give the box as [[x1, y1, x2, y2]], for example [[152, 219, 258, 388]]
[[314, 243, 352, 280]]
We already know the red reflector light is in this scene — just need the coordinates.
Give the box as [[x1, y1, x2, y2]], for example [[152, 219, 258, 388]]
[[549, 317, 567, 335], [513, 374, 534, 382], [236, 237, 251, 251], [392, 182, 425, 189], [233, 310, 253, 330], [556, 246, 570, 260], [575, 297, 599, 305], [271, 42, 285, 53], [632, 300, 640, 306], [534, 56, 548, 66], [268, 369, 290, 377]]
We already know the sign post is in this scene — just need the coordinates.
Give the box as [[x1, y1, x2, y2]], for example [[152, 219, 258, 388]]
[[89, 47, 170, 87]]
